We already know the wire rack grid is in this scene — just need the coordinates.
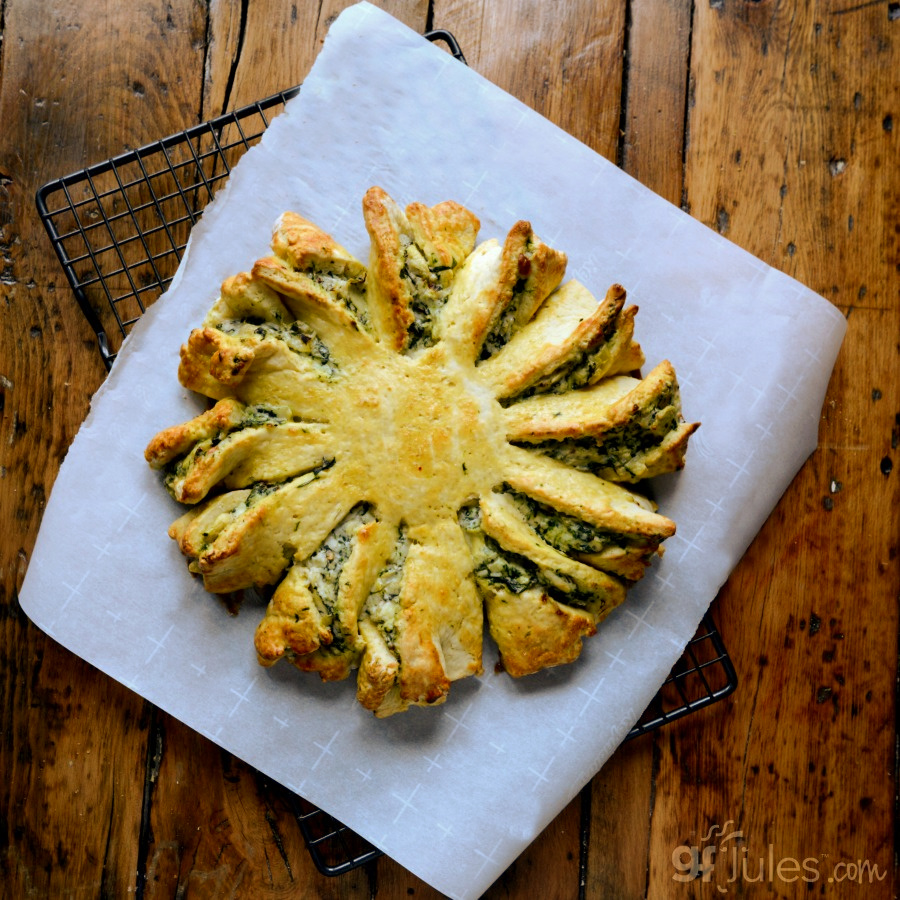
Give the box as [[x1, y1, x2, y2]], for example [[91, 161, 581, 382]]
[[35, 30, 736, 878]]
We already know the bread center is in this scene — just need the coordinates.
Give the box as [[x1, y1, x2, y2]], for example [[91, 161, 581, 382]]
[[339, 343, 502, 523]]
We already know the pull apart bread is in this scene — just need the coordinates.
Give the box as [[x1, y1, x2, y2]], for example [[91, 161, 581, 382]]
[[145, 186, 698, 717]]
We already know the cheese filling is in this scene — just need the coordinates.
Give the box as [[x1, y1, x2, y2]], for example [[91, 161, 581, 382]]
[[304, 504, 375, 652], [458, 503, 595, 609], [361, 525, 410, 651], [517, 382, 681, 479], [215, 318, 337, 376], [399, 234, 455, 351]]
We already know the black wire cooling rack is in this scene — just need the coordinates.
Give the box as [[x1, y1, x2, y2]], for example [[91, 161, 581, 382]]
[[36, 30, 737, 878]]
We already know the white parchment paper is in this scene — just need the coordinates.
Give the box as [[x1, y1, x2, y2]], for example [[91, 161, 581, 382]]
[[20, 4, 847, 897]]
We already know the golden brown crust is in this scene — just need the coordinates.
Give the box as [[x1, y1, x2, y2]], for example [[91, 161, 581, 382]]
[[504, 359, 699, 483], [167, 489, 252, 565], [207, 271, 292, 325], [362, 186, 413, 349], [253, 563, 331, 664], [479, 492, 627, 606], [255, 514, 382, 680], [486, 586, 600, 678], [176, 320, 338, 421], [145, 398, 244, 468], [405, 200, 480, 272], [480, 282, 640, 400], [178, 328, 241, 399], [501, 446, 675, 540], [252, 256, 360, 333], [170, 424, 332, 504], [146, 188, 697, 715], [272, 211, 367, 282], [439, 239, 504, 358], [357, 618, 401, 711], [398, 523, 482, 704]]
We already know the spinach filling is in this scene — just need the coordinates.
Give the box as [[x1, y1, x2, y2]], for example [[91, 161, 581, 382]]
[[458, 503, 595, 609], [362, 525, 410, 651], [304, 503, 374, 654], [518, 425, 662, 478], [516, 383, 680, 478], [235, 403, 286, 430], [479, 244, 534, 360], [398, 234, 455, 350], [501, 489, 634, 556], [215, 318, 336, 375]]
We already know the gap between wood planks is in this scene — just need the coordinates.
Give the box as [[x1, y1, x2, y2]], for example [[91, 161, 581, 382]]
[[214, 0, 250, 121], [135, 705, 164, 900]]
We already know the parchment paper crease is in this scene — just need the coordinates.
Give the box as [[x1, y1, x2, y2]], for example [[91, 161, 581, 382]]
[[20, 4, 846, 897]]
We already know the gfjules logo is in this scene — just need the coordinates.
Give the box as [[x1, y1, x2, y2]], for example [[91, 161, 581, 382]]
[[672, 821, 888, 891]]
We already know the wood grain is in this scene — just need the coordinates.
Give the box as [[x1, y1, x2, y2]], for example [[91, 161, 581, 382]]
[[646, 1, 899, 897], [434, 0, 627, 160], [204, 0, 428, 117], [138, 711, 364, 898], [620, 0, 694, 204], [0, 2, 206, 896], [1, 0, 896, 897]]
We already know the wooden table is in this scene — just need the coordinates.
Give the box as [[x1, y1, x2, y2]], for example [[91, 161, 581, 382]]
[[2, 1, 897, 897]]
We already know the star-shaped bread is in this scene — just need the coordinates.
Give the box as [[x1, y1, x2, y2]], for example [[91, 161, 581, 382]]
[[146, 187, 697, 716]]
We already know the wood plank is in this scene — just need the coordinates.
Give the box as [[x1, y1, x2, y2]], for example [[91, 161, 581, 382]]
[[620, 0, 694, 205], [586, 738, 654, 899], [646, 0, 899, 895], [484, 794, 583, 899], [434, 0, 627, 160], [1, 665, 153, 898], [375, 856, 455, 898], [0, 0, 208, 895], [204, 0, 430, 116]]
